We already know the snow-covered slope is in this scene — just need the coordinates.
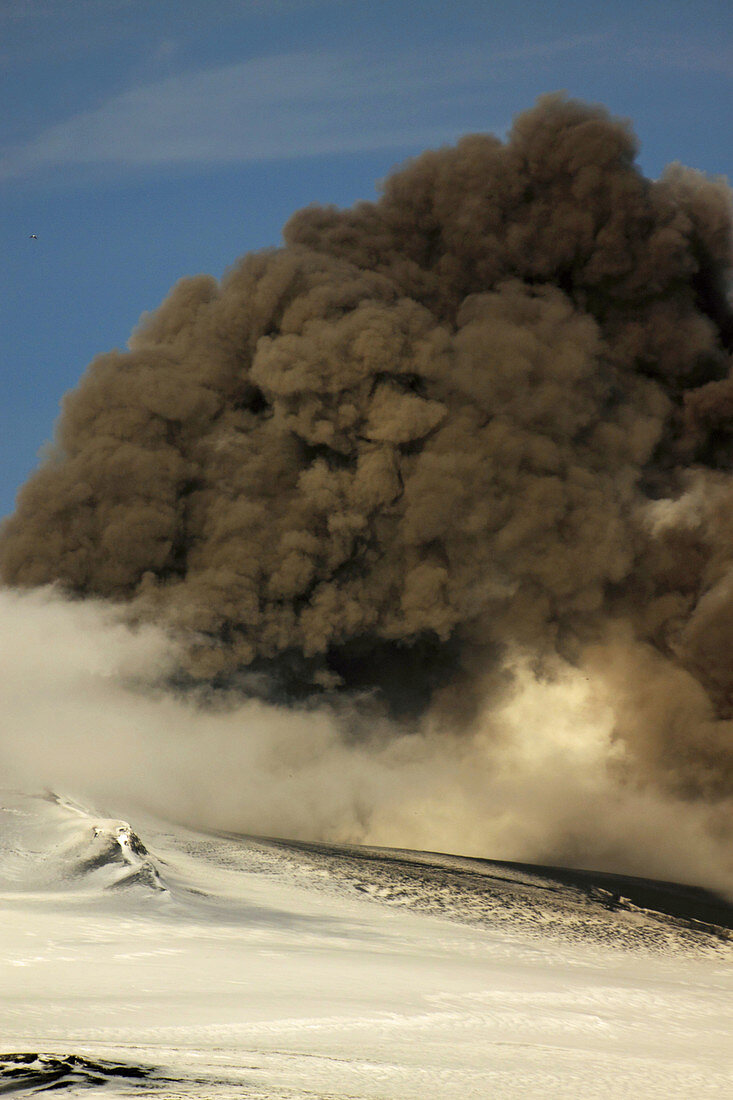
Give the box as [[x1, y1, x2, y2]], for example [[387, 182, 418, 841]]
[[0, 791, 165, 895], [1, 790, 732, 1098]]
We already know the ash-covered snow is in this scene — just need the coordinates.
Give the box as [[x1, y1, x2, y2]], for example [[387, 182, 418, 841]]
[[1, 790, 732, 1098]]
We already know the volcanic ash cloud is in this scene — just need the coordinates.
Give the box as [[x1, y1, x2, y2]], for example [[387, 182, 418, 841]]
[[2, 93, 733, 824]]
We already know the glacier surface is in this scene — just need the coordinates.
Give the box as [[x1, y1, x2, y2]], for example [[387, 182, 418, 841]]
[[1, 791, 732, 1098]]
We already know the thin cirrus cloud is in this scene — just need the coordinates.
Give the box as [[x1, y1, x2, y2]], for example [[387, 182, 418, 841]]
[[627, 39, 733, 77], [0, 36, 603, 181]]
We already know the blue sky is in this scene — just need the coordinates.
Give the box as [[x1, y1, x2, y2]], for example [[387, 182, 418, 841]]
[[2, 0, 732, 518]]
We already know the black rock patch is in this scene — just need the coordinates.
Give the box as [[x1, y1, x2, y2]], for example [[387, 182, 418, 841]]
[[0, 1053, 155, 1094]]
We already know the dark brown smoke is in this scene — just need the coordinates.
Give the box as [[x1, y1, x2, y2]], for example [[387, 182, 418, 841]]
[[2, 93, 732, 797]]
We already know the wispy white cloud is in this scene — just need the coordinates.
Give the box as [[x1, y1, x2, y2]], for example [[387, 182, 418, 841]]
[[0, 36, 602, 180], [628, 38, 733, 78]]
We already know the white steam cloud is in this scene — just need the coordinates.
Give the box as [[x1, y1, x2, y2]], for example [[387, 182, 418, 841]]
[[2, 587, 731, 896]]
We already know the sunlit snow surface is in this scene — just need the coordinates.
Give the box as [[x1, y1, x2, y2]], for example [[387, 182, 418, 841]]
[[1, 791, 732, 1098]]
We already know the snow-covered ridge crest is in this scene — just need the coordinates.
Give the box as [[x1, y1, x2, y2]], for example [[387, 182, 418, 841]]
[[0, 790, 165, 895]]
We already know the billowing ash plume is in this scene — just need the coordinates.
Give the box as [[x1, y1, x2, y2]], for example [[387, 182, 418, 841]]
[[2, 94, 732, 800]]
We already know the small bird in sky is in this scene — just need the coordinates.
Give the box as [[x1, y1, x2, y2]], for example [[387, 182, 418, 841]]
[[29, 234, 38, 240]]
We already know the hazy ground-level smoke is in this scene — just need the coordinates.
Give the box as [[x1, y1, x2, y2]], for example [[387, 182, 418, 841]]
[[1, 93, 733, 881], [2, 589, 731, 895]]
